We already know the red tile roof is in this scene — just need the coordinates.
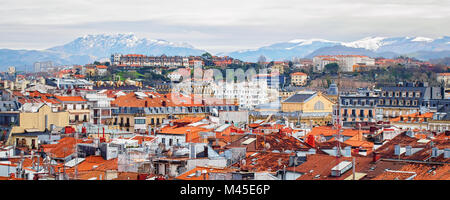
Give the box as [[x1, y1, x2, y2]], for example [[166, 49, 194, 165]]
[[176, 166, 237, 180], [55, 96, 87, 102], [291, 154, 373, 180], [291, 72, 307, 76]]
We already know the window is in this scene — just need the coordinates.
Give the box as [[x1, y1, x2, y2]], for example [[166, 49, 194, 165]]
[[162, 138, 166, 144], [415, 92, 421, 98], [314, 101, 324, 110], [135, 119, 146, 124]]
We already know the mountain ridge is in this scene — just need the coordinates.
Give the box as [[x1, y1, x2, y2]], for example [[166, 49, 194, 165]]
[[223, 36, 450, 62], [1, 34, 449, 70], [0, 33, 206, 70]]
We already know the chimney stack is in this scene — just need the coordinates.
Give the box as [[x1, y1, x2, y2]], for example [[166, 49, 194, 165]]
[[372, 152, 380, 162], [431, 147, 438, 158], [344, 146, 352, 157]]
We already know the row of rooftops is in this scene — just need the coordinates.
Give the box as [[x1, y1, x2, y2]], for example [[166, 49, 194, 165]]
[[0, 73, 449, 180], [0, 110, 448, 180]]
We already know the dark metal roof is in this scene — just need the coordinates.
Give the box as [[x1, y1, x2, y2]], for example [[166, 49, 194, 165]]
[[0, 101, 20, 112], [326, 84, 339, 96], [283, 92, 316, 103]]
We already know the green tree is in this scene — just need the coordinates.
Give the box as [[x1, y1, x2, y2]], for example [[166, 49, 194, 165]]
[[202, 52, 213, 60], [324, 63, 339, 74]]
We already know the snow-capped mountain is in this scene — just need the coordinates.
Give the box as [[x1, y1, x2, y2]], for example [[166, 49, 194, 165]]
[[341, 37, 392, 51], [225, 36, 450, 62], [1, 34, 449, 70], [223, 39, 341, 62], [48, 33, 204, 58], [0, 33, 205, 69]]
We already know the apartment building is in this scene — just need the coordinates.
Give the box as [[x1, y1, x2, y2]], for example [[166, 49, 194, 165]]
[[313, 55, 375, 72], [437, 73, 450, 87], [334, 82, 447, 127], [55, 96, 90, 124], [212, 80, 278, 110], [290, 72, 308, 86], [111, 54, 186, 68], [110, 92, 238, 133], [335, 89, 381, 127]]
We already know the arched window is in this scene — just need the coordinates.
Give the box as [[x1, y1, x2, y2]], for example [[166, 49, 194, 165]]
[[314, 101, 324, 110]]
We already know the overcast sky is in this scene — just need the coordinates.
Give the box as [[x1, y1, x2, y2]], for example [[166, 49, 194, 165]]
[[0, 0, 449, 53]]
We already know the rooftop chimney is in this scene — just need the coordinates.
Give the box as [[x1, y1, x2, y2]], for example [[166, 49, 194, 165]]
[[343, 146, 351, 157], [372, 152, 380, 162], [431, 147, 438, 158]]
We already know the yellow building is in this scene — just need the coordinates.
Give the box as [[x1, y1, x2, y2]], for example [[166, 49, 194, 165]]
[[85, 66, 97, 76], [437, 73, 450, 87], [281, 91, 334, 113], [7, 103, 69, 148], [290, 72, 308, 86], [271, 63, 287, 74]]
